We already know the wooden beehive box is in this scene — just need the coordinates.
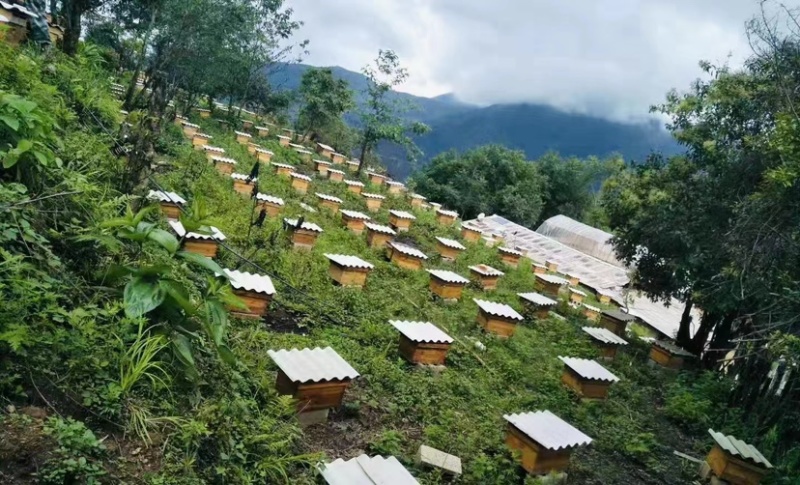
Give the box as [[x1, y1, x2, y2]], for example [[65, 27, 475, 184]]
[[235, 130, 252, 145], [706, 429, 773, 485], [469, 264, 505, 291], [284, 218, 323, 250], [230, 173, 256, 196], [316, 142, 335, 159], [597, 292, 612, 305], [390, 320, 454, 366], [461, 224, 483, 242], [388, 210, 416, 232], [409, 193, 426, 207], [331, 152, 346, 164], [256, 126, 270, 137], [247, 142, 259, 155], [48, 22, 65, 45], [181, 121, 199, 137], [346, 160, 360, 172], [327, 169, 345, 182], [581, 326, 628, 359], [173, 114, 188, 126], [147, 190, 186, 220], [316, 192, 342, 214], [273, 163, 295, 177], [649, 340, 695, 369], [386, 181, 405, 195], [256, 148, 274, 163], [362, 193, 386, 212], [281, 128, 295, 139], [504, 411, 592, 475], [345, 179, 364, 194], [498, 247, 523, 268], [517, 292, 557, 319], [387, 241, 428, 271], [474, 299, 524, 337], [268, 347, 359, 413], [325, 254, 374, 288], [364, 222, 396, 249], [196, 108, 211, 118], [545, 260, 559, 272], [212, 156, 237, 175], [568, 287, 587, 304], [277, 135, 291, 147], [582, 304, 601, 322], [0, 9, 28, 46], [191, 132, 212, 148], [532, 263, 547, 275], [436, 208, 458, 226], [222, 268, 275, 318], [566, 274, 581, 286], [600, 309, 636, 337], [427, 269, 469, 301], [535, 274, 569, 298], [368, 172, 387, 186], [169, 221, 225, 258], [435, 237, 465, 261], [202, 145, 225, 162], [314, 159, 332, 177], [559, 357, 619, 400], [340, 210, 371, 235], [255, 193, 285, 217], [290, 172, 312, 194], [242, 119, 254, 130]]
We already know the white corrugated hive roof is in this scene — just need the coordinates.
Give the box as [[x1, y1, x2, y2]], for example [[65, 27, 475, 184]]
[[314, 159, 332, 165], [436, 237, 465, 250], [272, 162, 295, 169], [193, 132, 212, 139], [437, 208, 458, 217], [461, 223, 482, 233], [267, 347, 359, 383], [211, 156, 237, 165], [317, 142, 335, 151], [290, 172, 312, 181], [319, 454, 419, 485], [569, 288, 587, 297], [389, 210, 416, 220], [708, 429, 773, 468], [427, 269, 470, 284], [389, 321, 453, 344], [470, 264, 504, 276], [583, 303, 601, 313], [284, 218, 323, 233], [202, 145, 225, 153], [148, 190, 186, 205], [340, 210, 371, 220], [316, 193, 342, 203], [518, 292, 557, 307], [169, 220, 226, 241], [498, 246, 523, 256], [504, 410, 593, 450], [234, 130, 252, 137], [328, 168, 345, 175], [653, 340, 696, 358], [390, 242, 428, 260], [536, 274, 569, 285], [474, 299, 523, 321], [255, 148, 273, 155], [410, 193, 427, 200], [345, 179, 365, 187], [230, 173, 255, 182], [223, 269, 275, 295], [255, 193, 284, 205], [362, 192, 386, 200], [325, 254, 374, 269], [581, 326, 629, 345], [559, 357, 620, 382], [364, 222, 396, 235]]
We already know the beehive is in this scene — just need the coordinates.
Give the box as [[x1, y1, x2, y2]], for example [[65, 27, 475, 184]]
[[340, 210, 371, 235], [545, 260, 559, 272], [327, 168, 345, 182], [581, 326, 628, 360], [235, 130, 252, 145], [345, 179, 364, 194], [211, 156, 237, 175], [559, 357, 620, 400], [427, 269, 470, 301], [409, 193, 426, 207], [469, 264, 505, 291], [256, 126, 270, 137], [600, 309, 636, 337], [290, 172, 312, 194], [436, 209, 459, 226], [316, 192, 343, 214], [582, 304, 601, 322], [362, 193, 386, 212], [498, 247, 523, 268], [517, 292, 557, 319], [316, 142, 335, 159], [223, 269, 275, 318], [597, 291, 612, 305], [169, 221, 226, 258], [474, 299, 524, 337], [325, 254, 374, 288], [202, 145, 225, 162], [284, 218, 323, 250], [566, 274, 581, 286], [247, 142, 260, 155], [387, 241, 428, 271], [504, 411, 592, 475], [435, 237, 465, 261], [649, 340, 695, 370], [255, 148, 274, 163], [535, 274, 569, 298], [255, 193, 285, 217], [461, 224, 483, 242], [147, 190, 186, 220], [345, 160, 360, 172], [331, 152, 346, 164], [314, 159, 332, 177], [390, 321, 453, 365], [364, 222, 396, 248], [368, 172, 387, 186], [191, 132, 212, 148], [386, 181, 405, 194], [181, 121, 200, 137], [532, 263, 547, 275], [568, 287, 587, 304], [273, 163, 295, 177], [268, 347, 359, 413], [241, 119, 254, 130], [705, 429, 773, 485], [388, 210, 416, 232], [230, 173, 256, 196]]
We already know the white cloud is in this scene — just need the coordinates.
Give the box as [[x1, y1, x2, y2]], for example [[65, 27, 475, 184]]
[[285, 0, 760, 121]]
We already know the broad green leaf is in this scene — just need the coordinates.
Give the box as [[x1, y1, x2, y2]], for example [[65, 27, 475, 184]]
[[216, 345, 236, 366], [123, 276, 165, 317], [147, 228, 179, 253], [178, 251, 225, 275], [171, 334, 197, 379], [159, 279, 196, 315], [16, 139, 32, 153], [204, 299, 228, 345], [0, 114, 19, 131], [132, 206, 155, 226]]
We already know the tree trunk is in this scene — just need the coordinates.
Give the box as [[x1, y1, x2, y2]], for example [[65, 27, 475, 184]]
[[702, 312, 736, 368], [675, 294, 694, 348], [356, 134, 369, 175], [62, 1, 82, 56], [686, 310, 718, 356], [123, 9, 157, 111]]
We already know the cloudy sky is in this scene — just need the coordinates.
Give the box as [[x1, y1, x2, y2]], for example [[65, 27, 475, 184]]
[[284, 0, 764, 122]]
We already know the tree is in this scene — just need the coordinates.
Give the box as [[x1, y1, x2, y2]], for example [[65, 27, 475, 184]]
[[355, 50, 429, 173], [410, 145, 546, 227], [296, 68, 354, 142]]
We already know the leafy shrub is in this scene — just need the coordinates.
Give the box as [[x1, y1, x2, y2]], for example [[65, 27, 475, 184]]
[[664, 371, 730, 430], [40, 417, 107, 484]]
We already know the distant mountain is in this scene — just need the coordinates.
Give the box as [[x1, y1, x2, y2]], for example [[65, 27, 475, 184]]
[[267, 63, 680, 179]]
